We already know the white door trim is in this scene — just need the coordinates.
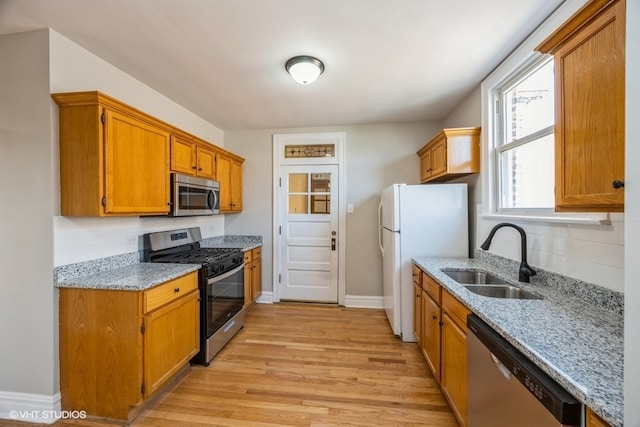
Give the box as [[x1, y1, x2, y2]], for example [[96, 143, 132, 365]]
[[272, 132, 346, 305]]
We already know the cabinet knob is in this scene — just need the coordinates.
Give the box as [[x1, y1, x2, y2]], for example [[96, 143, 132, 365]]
[[432, 314, 438, 320], [192, 166, 197, 169], [612, 180, 625, 189], [174, 287, 180, 293]]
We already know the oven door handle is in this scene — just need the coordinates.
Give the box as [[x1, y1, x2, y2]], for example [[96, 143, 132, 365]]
[[207, 264, 244, 284]]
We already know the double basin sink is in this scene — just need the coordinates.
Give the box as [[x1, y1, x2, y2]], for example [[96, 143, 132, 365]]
[[441, 269, 542, 300]]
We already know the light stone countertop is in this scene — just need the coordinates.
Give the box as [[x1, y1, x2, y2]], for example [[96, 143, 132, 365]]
[[412, 254, 623, 427], [56, 263, 201, 291]]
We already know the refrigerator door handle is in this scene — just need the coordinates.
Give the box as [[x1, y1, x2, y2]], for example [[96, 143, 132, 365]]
[[378, 199, 384, 255]]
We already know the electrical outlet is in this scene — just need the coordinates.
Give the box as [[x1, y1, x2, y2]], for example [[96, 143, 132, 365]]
[[125, 235, 138, 246], [347, 204, 354, 213]]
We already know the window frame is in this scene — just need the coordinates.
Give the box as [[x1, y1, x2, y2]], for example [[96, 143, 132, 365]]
[[493, 55, 555, 214], [479, 0, 609, 225]]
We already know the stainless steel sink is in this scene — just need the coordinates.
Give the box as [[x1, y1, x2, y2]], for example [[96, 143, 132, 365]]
[[441, 269, 542, 300], [441, 269, 508, 285], [463, 284, 542, 300]]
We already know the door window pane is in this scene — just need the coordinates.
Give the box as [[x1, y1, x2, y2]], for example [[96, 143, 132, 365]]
[[285, 144, 335, 158], [289, 173, 308, 192], [289, 195, 308, 214], [288, 172, 332, 214]]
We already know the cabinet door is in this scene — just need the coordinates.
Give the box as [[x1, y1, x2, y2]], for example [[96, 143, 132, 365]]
[[170, 135, 196, 176], [104, 109, 170, 214], [251, 255, 262, 301], [217, 155, 232, 211], [244, 261, 252, 308], [413, 283, 423, 345], [441, 312, 468, 427], [420, 150, 432, 182], [143, 290, 199, 397], [430, 138, 448, 179], [422, 290, 441, 382], [587, 408, 611, 427], [196, 146, 216, 179], [552, 0, 625, 212], [230, 160, 243, 211]]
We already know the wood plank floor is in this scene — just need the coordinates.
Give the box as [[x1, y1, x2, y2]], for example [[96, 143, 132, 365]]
[[9, 304, 458, 427]]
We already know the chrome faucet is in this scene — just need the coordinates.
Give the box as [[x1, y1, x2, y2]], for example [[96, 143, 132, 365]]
[[480, 223, 537, 283]]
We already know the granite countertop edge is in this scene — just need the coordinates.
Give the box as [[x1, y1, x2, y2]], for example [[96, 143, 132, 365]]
[[56, 263, 202, 291], [412, 256, 623, 427], [53, 235, 263, 290]]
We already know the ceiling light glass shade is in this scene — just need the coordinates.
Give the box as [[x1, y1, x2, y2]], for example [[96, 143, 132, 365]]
[[285, 56, 325, 85]]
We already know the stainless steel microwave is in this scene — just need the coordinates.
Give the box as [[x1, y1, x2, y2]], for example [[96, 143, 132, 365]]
[[171, 173, 220, 216]]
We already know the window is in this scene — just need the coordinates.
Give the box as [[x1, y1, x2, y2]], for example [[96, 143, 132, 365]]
[[495, 58, 555, 211]]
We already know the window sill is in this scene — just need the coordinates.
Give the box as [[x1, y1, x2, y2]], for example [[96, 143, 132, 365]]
[[481, 212, 613, 225]]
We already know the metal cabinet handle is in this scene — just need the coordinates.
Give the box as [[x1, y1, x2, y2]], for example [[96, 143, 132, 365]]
[[612, 180, 625, 189]]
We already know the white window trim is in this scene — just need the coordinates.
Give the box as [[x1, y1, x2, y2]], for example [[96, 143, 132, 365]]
[[480, 0, 610, 225]]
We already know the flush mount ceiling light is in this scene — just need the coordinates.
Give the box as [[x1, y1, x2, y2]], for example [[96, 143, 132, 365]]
[[285, 55, 325, 85]]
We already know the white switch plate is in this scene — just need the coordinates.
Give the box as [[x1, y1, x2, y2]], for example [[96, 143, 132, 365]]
[[347, 203, 354, 213]]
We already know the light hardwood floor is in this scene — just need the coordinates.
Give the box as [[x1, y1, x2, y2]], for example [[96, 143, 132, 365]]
[[7, 303, 458, 427]]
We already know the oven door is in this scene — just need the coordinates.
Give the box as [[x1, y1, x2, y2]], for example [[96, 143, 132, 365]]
[[205, 264, 244, 337], [172, 173, 220, 216]]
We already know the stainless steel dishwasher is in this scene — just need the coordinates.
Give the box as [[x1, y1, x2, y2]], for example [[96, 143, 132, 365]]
[[467, 315, 583, 427]]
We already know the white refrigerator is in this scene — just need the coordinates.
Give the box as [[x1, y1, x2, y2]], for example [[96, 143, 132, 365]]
[[378, 183, 468, 342]]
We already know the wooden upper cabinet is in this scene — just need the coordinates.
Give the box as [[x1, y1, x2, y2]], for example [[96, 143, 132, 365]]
[[196, 145, 216, 179], [170, 135, 216, 180], [417, 127, 480, 183], [216, 151, 244, 212], [104, 109, 170, 215], [53, 91, 171, 216], [536, 0, 625, 212], [170, 135, 197, 176]]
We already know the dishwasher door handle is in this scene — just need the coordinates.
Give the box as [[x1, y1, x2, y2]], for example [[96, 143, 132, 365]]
[[491, 353, 512, 380]]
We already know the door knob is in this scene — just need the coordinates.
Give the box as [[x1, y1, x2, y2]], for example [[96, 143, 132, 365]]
[[612, 180, 625, 189]]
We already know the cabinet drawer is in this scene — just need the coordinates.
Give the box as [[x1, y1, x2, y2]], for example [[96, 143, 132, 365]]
[[442, 289, 470, 333], [412, 265, 422, 287], [144, 271, 198, 313], [422, 272, 442, 304], [243, 250, 252, 263]]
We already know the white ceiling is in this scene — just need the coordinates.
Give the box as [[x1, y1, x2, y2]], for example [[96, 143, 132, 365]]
[[0, 0, 564, 131]]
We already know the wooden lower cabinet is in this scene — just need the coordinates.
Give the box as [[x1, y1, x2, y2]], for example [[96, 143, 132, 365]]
[[587, 408, 612, 427], [413, 264, 470, 427], [59, 271, 199, 421], [422, 288, 441, 381], [441, 311, 468, 427], [244, 246, 262, 307]]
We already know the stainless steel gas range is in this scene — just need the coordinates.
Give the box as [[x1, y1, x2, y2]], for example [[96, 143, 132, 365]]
[[143, 227, 245, 366]]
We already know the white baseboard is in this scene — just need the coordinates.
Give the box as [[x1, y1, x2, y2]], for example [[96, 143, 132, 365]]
[[255, 291, 274, 304], [0, 391, 62, 424], [344, 295, 384, 309], [256, 292, 383, 309]]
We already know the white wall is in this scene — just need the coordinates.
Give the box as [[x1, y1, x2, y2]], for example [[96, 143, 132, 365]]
[[225, 122, 441, 298], [0, 29, 58, 404], [442, 87, 482, 253], [49, 30, 226, 265], [625, 0, 640, 423]]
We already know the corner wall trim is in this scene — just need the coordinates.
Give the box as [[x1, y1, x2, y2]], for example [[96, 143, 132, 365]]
[[0, 391, 62, 424]]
